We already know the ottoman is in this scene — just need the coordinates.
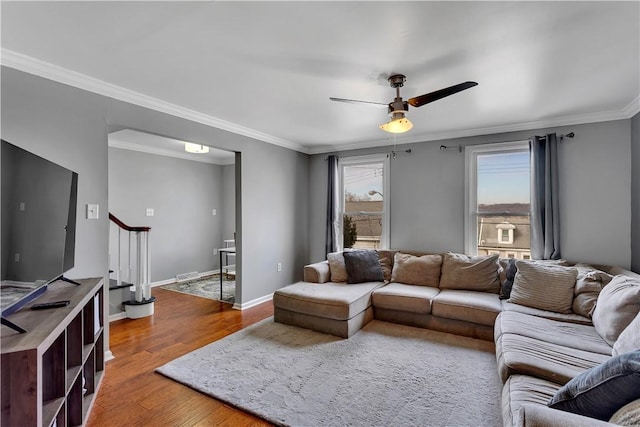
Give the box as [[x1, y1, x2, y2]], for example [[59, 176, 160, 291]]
[[273, 281, 384, 338]]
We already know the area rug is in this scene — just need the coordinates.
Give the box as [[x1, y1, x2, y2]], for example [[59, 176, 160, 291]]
[[159, 274, 235, 304], [156, 318, 502, 426]]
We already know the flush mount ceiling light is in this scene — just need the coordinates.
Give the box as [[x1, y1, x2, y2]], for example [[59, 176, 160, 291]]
[[184, 142, 209, 153], [330, 74, 478, 134]]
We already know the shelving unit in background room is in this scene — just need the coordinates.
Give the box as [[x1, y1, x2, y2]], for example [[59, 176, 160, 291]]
[[1, 277, 105, 426], [222, 239, 236, 279]]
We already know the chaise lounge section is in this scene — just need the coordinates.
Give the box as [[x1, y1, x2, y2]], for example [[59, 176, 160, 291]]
[[273, 249, 640, 426]]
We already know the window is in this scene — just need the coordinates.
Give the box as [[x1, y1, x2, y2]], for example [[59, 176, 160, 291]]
[[339, 155, 389, 250], [465, 141, 530, 257]]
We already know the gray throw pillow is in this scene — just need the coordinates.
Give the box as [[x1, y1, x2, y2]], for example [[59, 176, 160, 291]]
[[548, 349, 640, 421], [343, 250, 384, 284], [509, 261, 578, 314]]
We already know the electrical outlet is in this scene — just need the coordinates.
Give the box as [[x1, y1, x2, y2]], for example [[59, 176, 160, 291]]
[[213, 248, 218, 256], [14, 253, 20, 262], [277, 262, 282, 272], [212, 209, 217, 216], [19, 202, 25, 211], [146, 208, 154, 217]]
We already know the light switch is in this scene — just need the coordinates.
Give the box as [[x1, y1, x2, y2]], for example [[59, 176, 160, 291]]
[[146, 208, 154, 217], [87, 204, 99, 219]]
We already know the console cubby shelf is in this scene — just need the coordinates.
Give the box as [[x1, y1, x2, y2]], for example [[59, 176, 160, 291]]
[[1, 277, 105, 427]]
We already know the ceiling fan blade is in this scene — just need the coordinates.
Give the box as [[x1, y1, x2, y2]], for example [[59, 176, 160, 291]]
[[407, 81, 478, 108], [329, 97, 388, 108]]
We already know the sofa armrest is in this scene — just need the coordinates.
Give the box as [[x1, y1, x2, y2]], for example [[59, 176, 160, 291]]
[[304, 260, 330, 283], [515, 404, 616, 427]]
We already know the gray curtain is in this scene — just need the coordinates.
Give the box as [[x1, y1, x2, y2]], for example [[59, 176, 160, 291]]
[[530, 133, 561, 260], [325, 155, 339, 256]]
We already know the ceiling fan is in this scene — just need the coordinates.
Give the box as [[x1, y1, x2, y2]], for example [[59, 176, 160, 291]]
[[330, 74, 478, 134]]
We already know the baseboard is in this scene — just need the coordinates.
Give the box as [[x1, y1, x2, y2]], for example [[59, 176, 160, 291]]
[[109, 312, 127, 322], [150, 269, 220, 288], [233, 293, 273, 310], [105, 350, 115, 362]]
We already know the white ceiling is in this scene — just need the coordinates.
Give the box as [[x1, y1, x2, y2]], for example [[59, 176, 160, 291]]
[[2, 2, 639, 155]]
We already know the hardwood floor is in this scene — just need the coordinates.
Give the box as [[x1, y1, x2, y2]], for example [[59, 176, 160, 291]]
[[87, 288, 274, 427]]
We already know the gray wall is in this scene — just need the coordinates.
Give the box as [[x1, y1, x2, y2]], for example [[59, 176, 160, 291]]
[[309, 119, 633, 268], [108, 147, 225, 281], [2, 67, 310, 354], [632, 112, 640, 273]]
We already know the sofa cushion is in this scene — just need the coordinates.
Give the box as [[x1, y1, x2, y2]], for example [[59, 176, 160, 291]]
[[509, 261, 578, 314], [343, 250, 384, 284], [502, 375, 561, 427], [548, 350, 640, 421], [494, 311, 612, 356], [502, 301, 592, 325], [592, 275, 640, 346], [613, 311, 640, 357], [371, 283, 439, 314], [431, 290, 502, 326], [327, 252, 348, 283], [438, 253, 501, 292], [390, 252, 442, 287], [273, 281, 383, 321], [496, 332, 610, 384]]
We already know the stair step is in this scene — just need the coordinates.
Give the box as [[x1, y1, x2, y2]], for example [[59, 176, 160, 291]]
[[109, 278, 133, 290]]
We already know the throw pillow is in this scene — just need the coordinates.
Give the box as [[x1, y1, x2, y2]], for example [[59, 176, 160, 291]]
[[509, 261, 578, 314], [613, 311, 640, 357], [571, 264, 613, 318], [390, 252, 442, 287], [609, 398, 640, 426], [327, 252, 348, 283], [343, 250, 384, 284], [548, 349, 640, 421], [376, 250, 395, 283], [592, 275, 640, 346], [499, 258, 518, 300], [439, 253, 500, 292]]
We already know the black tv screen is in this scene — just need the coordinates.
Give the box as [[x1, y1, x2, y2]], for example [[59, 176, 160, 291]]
[[1, 140, 78, 316]]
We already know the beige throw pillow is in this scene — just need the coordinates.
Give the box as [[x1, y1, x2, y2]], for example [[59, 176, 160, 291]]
[[509, 261, 578, 314], [376, 250, 396, 283], [593, 275, 640, 346], [613, 311, 640, 357], [572, 264, 613, 318], [327, 252, 348, 283], [439, 253, 500, 292], [390, 252, 442, 287]]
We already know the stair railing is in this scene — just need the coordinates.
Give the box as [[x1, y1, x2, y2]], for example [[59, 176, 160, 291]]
[[108, 213, 152, 302]]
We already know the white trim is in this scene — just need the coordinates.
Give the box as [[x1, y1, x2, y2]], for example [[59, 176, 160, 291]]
[[105, 350, 115, 362], [232, 293, 273, 311], [149, 269, 220, 288], [109, 312, 127, 322], [1, 49, 308, 154], [307, 108, 638, 155], [464, 140, 530, 255], [109, 138, 234, 166], [338, 154, 390, 250]]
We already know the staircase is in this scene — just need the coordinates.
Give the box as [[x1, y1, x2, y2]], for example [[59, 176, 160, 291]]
[[109, 213, 155, 319]]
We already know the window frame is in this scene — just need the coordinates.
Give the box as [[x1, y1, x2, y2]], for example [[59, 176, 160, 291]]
[[338, 154, 390, 251], [464, 140, 530, 256]]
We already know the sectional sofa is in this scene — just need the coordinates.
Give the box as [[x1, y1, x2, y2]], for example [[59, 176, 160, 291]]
[[273, 249, 640, 427]]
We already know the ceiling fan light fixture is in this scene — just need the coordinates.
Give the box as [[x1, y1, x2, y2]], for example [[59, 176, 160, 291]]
[[185, 142, 210, 153], [380, 113, 413, 134]]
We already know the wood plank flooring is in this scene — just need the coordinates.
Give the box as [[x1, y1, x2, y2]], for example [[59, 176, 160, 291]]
[[87, 287, 274, 427]]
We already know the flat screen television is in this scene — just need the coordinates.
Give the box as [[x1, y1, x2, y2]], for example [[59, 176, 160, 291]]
[[1, 140, 78, 320]]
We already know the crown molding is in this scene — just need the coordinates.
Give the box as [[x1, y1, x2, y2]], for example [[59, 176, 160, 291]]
[[1, 49, 309, 154], [307, 105, 636, 155], [108, 138, 235, 165]]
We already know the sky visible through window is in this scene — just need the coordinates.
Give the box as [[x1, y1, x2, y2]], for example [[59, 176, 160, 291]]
[[477, 151, 530, 205], [344, 163, 383, 201]]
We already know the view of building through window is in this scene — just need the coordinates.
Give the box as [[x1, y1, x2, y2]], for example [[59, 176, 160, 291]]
[[342, 162, 384, 249], [475, 149, 531, 259]]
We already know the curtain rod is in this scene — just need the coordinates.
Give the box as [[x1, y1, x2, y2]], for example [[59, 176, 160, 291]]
[[439, 131, 576, 152], [323, 148, 412, 160]]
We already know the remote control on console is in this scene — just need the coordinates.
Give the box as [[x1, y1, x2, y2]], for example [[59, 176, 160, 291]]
[[31, 300, 71, 310]]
